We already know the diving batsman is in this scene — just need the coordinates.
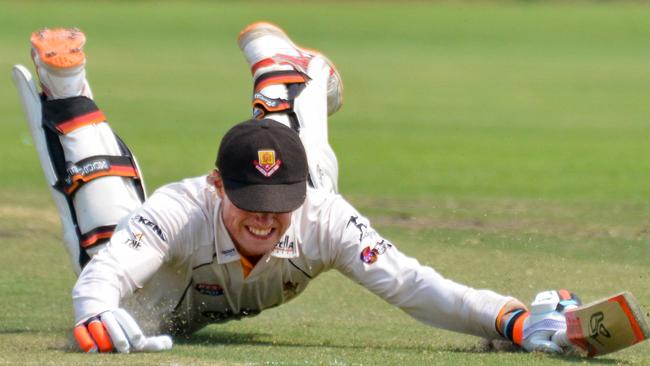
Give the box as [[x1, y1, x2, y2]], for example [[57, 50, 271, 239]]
[[13, 23, 647, 356]]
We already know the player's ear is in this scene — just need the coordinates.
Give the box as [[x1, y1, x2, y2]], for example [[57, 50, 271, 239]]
[[208, 169, 226, 199]]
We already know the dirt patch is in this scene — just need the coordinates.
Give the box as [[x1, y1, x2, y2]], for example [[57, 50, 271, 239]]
[[369, 214, 648, 240], [0, 204, 60, 239], [348, 196, 650, 241], [0, 204, 58, 224]]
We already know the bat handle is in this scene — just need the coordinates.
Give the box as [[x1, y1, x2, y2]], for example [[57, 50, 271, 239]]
[[552, 329, 570, 347]]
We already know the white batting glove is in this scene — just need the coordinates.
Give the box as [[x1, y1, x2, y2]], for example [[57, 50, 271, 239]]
[[73, 308, 173, 353], [521, 290, 581, 353]]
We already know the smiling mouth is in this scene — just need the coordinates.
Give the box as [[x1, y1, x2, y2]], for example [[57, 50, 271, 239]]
[[246, 226, 274, 238]]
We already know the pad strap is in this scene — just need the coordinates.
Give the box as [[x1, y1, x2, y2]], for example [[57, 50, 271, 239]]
[[252, 70, 309, 133], [42, 96, 106, 134], [252, 92, 292, 119], [80, 225, 116, 249], [253, 70, 310, 93], [63, 155, 139, 196]]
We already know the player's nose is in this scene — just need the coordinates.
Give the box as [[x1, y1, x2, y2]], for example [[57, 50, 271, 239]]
[[252, 212, 273, 225]]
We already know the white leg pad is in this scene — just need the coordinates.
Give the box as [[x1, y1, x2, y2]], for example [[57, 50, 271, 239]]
[[294, 56, 339, 194], [12, 64, 145, 273], [254, 57, 340, 194], [64, 124, 144, 235]]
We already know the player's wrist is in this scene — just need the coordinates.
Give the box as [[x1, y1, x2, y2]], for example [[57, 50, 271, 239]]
[[495, 299, 528, 340], [496, 305, 529, 345]]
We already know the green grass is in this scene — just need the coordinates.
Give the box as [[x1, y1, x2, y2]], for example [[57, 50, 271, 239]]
[[1, 1, 650, 365]]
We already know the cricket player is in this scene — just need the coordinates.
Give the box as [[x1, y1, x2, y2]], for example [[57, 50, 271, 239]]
[[16, 23, 581, 355]]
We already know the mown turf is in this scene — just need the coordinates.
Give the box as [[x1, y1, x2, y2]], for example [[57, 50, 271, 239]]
[[1, 1, 649, 365]]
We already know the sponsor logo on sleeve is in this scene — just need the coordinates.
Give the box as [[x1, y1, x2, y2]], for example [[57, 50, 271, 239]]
[[360, 239, 393, 264], [124, 232, 144, 249], [347, 215, 371, 242], [195, 283, 224, 297], [131, 215, 167, 242]]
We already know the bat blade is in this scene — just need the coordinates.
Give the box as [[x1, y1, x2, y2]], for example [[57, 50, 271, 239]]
[[565, 292, 650, 356]]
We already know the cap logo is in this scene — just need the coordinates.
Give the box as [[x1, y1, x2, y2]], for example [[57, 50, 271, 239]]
[[254, 149, 282, 177]]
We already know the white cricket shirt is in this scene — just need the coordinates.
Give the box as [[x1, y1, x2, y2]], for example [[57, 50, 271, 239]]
[[73, 176, 511, 339]]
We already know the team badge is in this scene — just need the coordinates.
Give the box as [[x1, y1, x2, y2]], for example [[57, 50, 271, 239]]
[[254, 149, 282, 177], [283, 281, 299, 297]]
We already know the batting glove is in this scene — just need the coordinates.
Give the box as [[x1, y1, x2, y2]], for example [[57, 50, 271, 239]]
[[73, 308, 172, 353], [498, 289, 580, 353]]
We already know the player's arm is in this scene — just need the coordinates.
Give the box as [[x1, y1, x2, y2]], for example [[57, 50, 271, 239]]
[[321, 196, 579, 352], [71, 188, 191, 353], [321, 196, 510, 338]]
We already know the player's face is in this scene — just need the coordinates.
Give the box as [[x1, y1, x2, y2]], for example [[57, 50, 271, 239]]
[[219, 194, 292, 258], [210, 170, 292, 258]]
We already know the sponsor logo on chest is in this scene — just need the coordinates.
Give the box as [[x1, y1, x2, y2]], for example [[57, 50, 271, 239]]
[[195, 283, 224, 296], [272, 235, 297, 258]]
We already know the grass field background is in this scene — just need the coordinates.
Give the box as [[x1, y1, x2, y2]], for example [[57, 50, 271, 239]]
[[1, 1, 649, 365]]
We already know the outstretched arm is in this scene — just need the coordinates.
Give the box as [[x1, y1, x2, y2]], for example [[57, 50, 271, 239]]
[[321, 196, 512, 339], [321, 195, 579, 352]]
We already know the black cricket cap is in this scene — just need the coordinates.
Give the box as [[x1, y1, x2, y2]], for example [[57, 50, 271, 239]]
[[216, 118, 308, 213]]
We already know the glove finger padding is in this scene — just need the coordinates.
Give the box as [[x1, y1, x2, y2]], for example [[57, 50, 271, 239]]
[[112, 308, 146, 350], [73, 308, 173, 353], [73, 322, 98, 353], [551, 329, 569, 347], [523, 330, 564, 354], [74, 317, 113, 353], [140, 336, 174, 352], [523, 332, 564, 354], [100, 311, 131, 353]]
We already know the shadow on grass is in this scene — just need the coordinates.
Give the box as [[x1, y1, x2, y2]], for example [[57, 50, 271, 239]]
[[0, 325, 71, 335], [174, 331, 272, 346], [0, 327, 39, 334], [175, 331, 623, 364], [542, 356, 628, 365]]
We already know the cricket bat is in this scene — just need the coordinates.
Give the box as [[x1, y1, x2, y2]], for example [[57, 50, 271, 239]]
[[553, 292, 650, 357]]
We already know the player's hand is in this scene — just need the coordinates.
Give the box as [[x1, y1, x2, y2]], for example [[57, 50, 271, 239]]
[[73, 308, 173, 353], [521, 289, 581, 354]]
